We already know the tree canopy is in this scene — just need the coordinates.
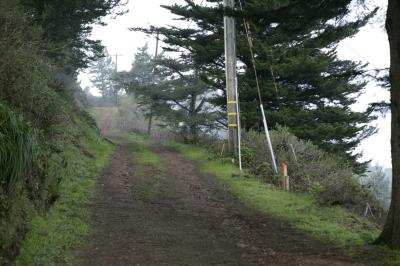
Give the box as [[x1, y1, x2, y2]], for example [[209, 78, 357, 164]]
[[119, 44, 219, 140], [135, 0, 378, 169], [20, 0, 126, 74]]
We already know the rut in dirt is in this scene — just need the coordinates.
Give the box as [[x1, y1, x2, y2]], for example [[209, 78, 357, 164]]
[[74, 139, 375, 266]]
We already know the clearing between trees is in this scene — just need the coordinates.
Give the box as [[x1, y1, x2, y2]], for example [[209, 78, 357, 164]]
[[73, 132, 376, 266]]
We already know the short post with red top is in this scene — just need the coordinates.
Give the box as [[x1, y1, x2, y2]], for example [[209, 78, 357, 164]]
[[280, 163, 289, 191]]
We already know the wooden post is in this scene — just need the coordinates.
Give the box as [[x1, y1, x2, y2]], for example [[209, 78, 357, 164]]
[[280, 163, 289, 191], [224, 0, 239, 156]]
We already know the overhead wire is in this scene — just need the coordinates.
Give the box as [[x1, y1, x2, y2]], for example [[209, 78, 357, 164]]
[[236, 0, 386, 175], [237, 0, 278, 174]]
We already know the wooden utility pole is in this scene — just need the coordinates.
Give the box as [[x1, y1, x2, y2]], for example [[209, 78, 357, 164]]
[[154, 33, 160, 64], [112, 53, 122, 106], [113, 53, 123, 72], [224, 0, 239, 156]]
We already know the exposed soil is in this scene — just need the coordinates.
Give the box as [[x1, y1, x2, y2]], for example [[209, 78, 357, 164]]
[[74, 139, 376, 266]]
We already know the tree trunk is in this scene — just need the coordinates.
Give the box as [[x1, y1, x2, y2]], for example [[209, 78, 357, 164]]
[[376, 0, 400, 248], [188, 93, 198, 142], [147, 108, 153, 136], [147, 115, 152, 136]]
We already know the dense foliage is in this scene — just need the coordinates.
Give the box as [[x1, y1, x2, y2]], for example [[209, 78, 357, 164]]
[[197, 127, 384, 220], [135, 0, 378, 169], [0, 0, 122, 263], [20, 0, 125, 74], [0, 105, 38, 193], [118, 45, 220, 141], [89, 51, 118, 105], [0, 105, 38, 263]]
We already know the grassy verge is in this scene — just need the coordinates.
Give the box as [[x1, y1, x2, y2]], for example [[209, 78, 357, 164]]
[[135, 146, 161, 167], [13, 131, 114, 266], [169, 142, 400, 265], [128, 134, 166, 200]]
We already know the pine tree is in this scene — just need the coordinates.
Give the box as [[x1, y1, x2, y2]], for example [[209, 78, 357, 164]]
[[136, 0, 378, 168], [153, 57, 219, 142], [124, 44, 160, 134], [19, 0, 126, 74], [375, 0, 400, 249], [89, 52, 117, 105], [121, 44, 218, 140]]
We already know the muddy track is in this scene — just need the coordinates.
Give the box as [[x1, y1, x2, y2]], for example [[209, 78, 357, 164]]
[[74, 140, 375, 266]]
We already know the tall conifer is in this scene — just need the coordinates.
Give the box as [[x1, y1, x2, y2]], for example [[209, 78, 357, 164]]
[[136, 0, 378, 168]]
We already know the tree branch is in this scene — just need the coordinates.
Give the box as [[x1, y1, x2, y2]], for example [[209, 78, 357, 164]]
[[172, 100, 191, 112]]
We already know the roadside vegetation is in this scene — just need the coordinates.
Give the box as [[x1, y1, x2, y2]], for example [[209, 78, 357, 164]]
[[169, 140, 400, 265], [197, 128, 386, 221], [2, 0, 400, 263], [14, 132, 113, 266], [0, 0, 123, 264]]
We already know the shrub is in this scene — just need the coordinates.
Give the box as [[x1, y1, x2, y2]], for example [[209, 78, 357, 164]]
[[198, 126, 382, 217], [242, 127, 380, 214]]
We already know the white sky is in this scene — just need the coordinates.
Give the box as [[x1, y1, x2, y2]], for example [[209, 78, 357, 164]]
[[79, 0, 391, 168]]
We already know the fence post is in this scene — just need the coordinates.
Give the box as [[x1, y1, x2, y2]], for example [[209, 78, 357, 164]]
[[280, 163, 289, 191]]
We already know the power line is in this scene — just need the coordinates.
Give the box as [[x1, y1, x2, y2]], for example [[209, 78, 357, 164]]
[[341, 41, 382, 70], [237, 0, 278, 174]]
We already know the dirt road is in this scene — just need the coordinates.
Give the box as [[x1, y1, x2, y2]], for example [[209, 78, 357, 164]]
[[74, 138, 374, 266]]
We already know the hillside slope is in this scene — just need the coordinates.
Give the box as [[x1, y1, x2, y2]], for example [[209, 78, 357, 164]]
[[0, 87, 116, 265]]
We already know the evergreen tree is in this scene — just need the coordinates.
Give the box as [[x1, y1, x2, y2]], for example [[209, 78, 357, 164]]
[[19, 0, 126, 74], [363, 165, 391, 209], [89, 52, 118, 105], [122, 45, 218, 140], [124, 44, 160, 134], [376, 0, 400, 249], [136, 0, 378, 168], [153, 57, 219, 142]]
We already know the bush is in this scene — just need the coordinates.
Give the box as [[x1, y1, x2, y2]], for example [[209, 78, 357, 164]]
[[198, 126, 382, 217], [242, 127, 380, 214]]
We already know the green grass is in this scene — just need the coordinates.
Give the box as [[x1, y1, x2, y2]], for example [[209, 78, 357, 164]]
[[134, 173, 165, 200], [169, 142, 400, 265], [129, 134, 162, 169], [13, 132, 114, 266], [128, 133, 165, 200]]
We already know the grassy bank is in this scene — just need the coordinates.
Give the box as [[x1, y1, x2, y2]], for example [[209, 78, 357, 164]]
[[169, 142, 400, 265], [13, 130, 113, 266]]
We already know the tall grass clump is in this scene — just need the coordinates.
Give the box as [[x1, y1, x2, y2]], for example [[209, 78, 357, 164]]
[[0, 104, 39, 264], [0, 104, 38, 192]]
